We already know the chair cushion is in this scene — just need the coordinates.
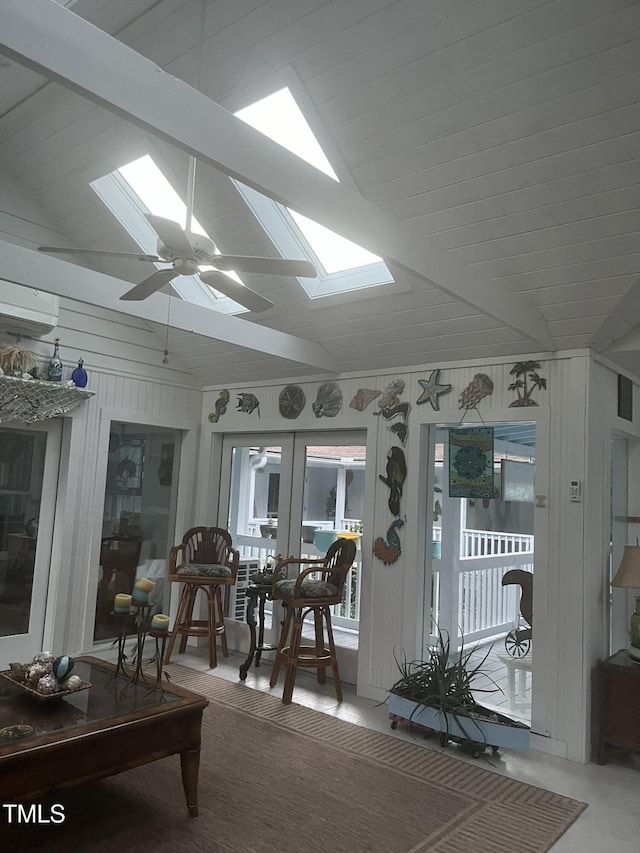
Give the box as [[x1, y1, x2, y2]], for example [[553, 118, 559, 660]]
[[273, 578, 338, 599], [176, 563, 232, 578]]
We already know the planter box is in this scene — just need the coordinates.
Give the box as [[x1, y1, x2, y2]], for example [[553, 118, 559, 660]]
[[388, 693, 530, 751]]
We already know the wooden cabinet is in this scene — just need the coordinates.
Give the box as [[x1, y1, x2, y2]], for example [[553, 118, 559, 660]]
[[597, 650, 640, 764]]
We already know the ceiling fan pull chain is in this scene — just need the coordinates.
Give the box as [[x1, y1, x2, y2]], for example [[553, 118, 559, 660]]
[[162, 296, 171, 365]]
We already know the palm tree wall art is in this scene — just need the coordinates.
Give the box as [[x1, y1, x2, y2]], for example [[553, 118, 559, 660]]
[[508, 361, 547, 407]]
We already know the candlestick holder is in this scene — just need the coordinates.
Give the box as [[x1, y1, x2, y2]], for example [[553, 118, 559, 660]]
[[107, 610, 132, 686], [122, 602, 153, 690], [148, 629, 169, 690]]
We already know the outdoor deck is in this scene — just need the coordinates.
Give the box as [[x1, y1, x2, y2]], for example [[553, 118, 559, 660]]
[[312, 625, 532, 724]]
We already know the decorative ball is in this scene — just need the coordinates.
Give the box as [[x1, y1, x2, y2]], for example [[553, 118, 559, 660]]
[[53, 655, 74, 681], [37, 674, 60, 695], [32, 651, 55, 667], [27, 663, 48, 686], [63, 675, 84, 692], [8, 662, 29, 683]]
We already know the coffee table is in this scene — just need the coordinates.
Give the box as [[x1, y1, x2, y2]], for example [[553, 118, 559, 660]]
[[0, 656, 208, 816]]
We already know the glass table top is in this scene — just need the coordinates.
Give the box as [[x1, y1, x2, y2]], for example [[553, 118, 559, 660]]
[[0, 658, 184, 749]]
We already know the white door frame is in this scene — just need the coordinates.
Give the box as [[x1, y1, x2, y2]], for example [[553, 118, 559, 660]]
[[0, 420, 61, 665]]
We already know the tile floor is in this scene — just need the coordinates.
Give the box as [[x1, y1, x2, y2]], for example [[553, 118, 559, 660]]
[[106, 643, 640, 853]]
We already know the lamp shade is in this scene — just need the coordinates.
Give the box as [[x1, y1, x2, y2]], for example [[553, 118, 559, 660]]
[[611, 545, 640, 588]]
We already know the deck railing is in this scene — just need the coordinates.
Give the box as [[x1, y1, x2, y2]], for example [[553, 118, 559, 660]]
[[236, 527, 533, 641], [235, 534, 361, 629], [432, 528, 534, 644]]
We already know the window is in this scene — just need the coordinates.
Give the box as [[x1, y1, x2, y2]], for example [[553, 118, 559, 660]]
[[234, 87, 393, 299]]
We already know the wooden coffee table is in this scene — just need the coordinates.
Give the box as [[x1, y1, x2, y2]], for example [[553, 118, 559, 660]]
[[0, 656, 208, 816]]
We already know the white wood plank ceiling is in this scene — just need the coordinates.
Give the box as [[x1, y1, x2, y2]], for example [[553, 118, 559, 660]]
[[1, 0, 640, 385]]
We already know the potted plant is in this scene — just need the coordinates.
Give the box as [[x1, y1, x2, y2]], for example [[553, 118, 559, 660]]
[[387, 631, 530, 756]]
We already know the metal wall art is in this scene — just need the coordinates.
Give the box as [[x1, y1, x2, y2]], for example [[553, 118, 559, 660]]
[[208, 389, 230, 423], [375, 378, 405, 414], [459, 373, 494, 411], [312, 381, 343, 418], [448, 427, 495, 499], [350, 388, 381, 411], [508, 361, 547, 407], [236, 392, 260, 417], [416, 369, 452, 410], [279, 384, 306, 419], [373, 518, 404, 565], [378, 446, 406, 516]]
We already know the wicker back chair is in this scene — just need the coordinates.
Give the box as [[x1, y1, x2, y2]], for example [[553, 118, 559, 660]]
[[164, 527, 239, 669], [269, 538, 357, 704]]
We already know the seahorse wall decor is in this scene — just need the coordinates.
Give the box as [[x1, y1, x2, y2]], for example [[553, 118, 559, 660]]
[[373, 518, 405, 565], [208, 390, 230, 423]]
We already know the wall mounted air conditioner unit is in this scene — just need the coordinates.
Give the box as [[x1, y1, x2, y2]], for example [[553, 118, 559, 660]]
[[0, 281, 59, 337], [224, 558, 260, 621]]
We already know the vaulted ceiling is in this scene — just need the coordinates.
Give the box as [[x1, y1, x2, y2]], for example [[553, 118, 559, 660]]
[[1, 0, 640, 386]]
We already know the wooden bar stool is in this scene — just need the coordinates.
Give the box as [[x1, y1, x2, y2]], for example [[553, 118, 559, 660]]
[[269, 538, 357, 704], [164, 527, 239, 669]]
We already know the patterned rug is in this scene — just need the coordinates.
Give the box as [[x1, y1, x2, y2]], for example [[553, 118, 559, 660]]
[[2, 664, 586, 852]]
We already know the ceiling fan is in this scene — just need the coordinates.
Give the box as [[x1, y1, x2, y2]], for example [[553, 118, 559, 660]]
[[38, 212, 317, 313]]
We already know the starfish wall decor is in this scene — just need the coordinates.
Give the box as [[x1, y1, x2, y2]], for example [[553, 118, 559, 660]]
[[416, 370, 452, 410]]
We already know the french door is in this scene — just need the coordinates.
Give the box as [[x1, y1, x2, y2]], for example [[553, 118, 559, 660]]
[[218, 430, 366, 635], [0, 420, 61, 665]]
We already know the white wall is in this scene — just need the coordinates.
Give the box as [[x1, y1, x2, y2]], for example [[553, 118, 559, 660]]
[[196, 351, 630, 763]]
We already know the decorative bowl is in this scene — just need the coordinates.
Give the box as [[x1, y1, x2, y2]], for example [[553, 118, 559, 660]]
[[0, 671, 91, 703]]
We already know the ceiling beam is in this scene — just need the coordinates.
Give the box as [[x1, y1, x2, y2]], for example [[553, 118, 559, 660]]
[[0, 242, 337, 372], [0, 0, 556, 352]]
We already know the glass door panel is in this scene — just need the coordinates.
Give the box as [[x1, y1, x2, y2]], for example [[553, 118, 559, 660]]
[[93, 422, 181, 642], [424, 423, 535, 722], [219, 431, 366, 640], [220, 435, 293, 566], [293, 436, 366, 632], [0, 422, 61, 664]]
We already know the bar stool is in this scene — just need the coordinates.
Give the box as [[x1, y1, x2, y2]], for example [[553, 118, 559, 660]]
[[164, 527, 239, 669], [269, 538, 357, 704]]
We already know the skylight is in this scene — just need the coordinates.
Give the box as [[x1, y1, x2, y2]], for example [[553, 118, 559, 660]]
[[91, 155, 246, 314], [233, 87, 392, 297]]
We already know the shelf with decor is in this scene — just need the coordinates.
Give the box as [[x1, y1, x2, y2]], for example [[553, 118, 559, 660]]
[[0, 375, 94, 424]]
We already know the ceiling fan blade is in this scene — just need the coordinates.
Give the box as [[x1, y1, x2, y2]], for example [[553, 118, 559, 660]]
[[120, 268, 178, 301], [210, 255, 317, 278], [144, 214, 195, 255], [38, 246, 159, 262], [199, 271, 274, 312]]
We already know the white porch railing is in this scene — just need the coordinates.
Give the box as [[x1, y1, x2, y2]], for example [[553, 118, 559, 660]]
[[433, 528, 534, 645], [235, 534, 361, 629], [235, 526, 533, 643]]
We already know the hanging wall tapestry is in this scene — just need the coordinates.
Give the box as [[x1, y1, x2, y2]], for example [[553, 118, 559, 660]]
[[449, 427, 495, 499]]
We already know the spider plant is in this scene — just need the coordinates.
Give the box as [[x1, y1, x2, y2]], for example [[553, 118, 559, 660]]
[[390, 629, 502, 743]]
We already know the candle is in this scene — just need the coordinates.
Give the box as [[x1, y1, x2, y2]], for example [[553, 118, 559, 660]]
[[134, 577, 156, 593], [150, 614, 170, 632], [131, 588, 149, 604], [114, 593, 132, 613]]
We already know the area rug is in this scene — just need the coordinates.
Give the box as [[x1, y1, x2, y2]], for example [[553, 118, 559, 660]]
[[2, 665, 586, 852]]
